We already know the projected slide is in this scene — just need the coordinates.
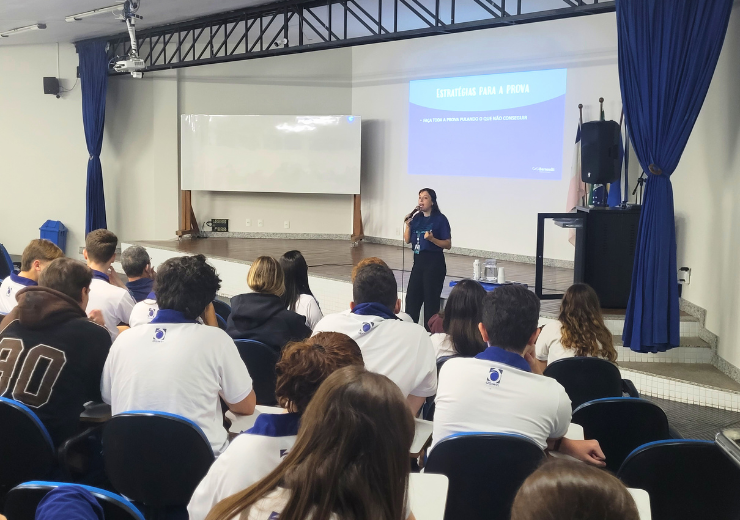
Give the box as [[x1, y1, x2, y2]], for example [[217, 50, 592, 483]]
[[408, 69, 567, 180]]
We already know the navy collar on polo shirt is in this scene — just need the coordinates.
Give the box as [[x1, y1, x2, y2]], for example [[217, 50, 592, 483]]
[[10, 273, 36, 287], [91, 270, 110, 283], [475, 345, 531, 372], [146, 291, 156, 300], [351, 302, 400, 320], [150, 309, 198, 324], [245, 412, 301, 437]]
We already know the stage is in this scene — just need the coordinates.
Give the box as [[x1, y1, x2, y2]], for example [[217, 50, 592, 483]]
[[125, 236, 574, 316]]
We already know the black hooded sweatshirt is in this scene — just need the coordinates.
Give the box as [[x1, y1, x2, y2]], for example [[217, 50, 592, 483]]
[[226, 292, 311, 352], [0, 286, 112, 447]]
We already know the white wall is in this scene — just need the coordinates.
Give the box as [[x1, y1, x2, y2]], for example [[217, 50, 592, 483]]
[[0, 44, 88, 257], [673, 4, 740, 368], [352, 13, 625, 260]]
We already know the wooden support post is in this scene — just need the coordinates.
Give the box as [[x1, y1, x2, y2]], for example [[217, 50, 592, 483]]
[[176, 190, 201, 238], [351, 193, 364, 243]]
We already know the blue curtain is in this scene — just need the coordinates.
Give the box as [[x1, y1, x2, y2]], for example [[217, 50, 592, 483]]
[[77, 41, 109, 235], [617, 0, 733, 352]]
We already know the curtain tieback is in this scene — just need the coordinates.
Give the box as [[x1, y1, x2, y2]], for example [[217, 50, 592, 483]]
[[648, 164, 663, 175]]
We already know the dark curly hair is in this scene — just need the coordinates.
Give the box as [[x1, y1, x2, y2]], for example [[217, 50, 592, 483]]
[[275, 332, 364, 414], [155, 254, 221, 320], [559, 283, 616, 362]]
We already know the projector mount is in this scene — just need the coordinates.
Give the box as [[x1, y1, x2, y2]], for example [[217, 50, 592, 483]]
[[110, 0, 146, 78]]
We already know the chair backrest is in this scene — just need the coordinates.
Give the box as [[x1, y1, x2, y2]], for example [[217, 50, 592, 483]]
[[422, 355, 458, 421], [212, 299, 232, 321], [0, 243, 14, 279], [572, 397, 670, 473], [215, 313, 227, 330], [102, 411, 215, 508], [234, 339, 280, 406], [425, 433, 546, 520], [5, 481, 145, 520], [0, 398, 56, 495], [543, 357, 623, 409], [618, 440, 740, 520]]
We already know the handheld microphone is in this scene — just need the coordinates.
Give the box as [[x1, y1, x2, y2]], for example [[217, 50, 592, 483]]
[[405, 206, 421, 222]]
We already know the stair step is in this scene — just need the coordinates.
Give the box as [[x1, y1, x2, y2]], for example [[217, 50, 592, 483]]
[[619, 363, 740, 412], [613, 335, 711, 349], [621, 362, 740, 394]]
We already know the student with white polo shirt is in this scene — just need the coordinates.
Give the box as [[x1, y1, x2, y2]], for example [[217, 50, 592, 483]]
[[102, 254, 256, 455], [431, 284, 606, 466], [188, 331, 364, 520], [312, 262, 437, 414], [83, 230, 135, 340], [128, 289, 217, 327], [0, 239, 63, 313]]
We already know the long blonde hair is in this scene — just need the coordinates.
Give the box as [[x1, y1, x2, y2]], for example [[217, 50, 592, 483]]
[[558, 284, 616, 362], [206, 366, 414, 520]]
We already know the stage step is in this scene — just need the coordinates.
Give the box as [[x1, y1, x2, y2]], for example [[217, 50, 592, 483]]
[[620, 363, 740, 412], [614, 335, 713, 366]]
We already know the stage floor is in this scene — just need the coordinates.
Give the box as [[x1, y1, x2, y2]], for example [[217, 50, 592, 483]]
[[136, 237, 573, 312]]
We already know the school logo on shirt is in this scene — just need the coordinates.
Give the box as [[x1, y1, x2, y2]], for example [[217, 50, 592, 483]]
[[280, 449, 289, 458], [148, 307, 156, 318], [359, 322, 374, 335], [153, 328, 167, 342], [486, 367, 504, 386], [6, 286, 11, 296], [268, 513, 280, 520]]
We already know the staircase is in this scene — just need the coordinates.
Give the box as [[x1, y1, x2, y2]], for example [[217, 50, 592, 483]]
[[540, 308, 740, 412]]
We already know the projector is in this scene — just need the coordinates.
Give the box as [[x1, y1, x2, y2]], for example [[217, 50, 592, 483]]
[[113, 57, 145, 74]]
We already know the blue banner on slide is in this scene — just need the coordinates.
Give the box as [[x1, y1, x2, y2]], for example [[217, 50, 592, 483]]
[[408, 69, 567, 180]]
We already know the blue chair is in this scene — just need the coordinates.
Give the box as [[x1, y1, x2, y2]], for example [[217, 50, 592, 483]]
[[571, 397, 671, 473], [543, 357, 637, 410], [422, 355, 457, 421], [215, 313, 227, 330], [0, 398, 56, 502], [102, 411, 214, 516], [234, 339, 280, 406], [425, 433, 546, 520], [618, 440, 740, 520], [0, 243, 16, 279], [211, 299, 231, 322], [5, 481, 144, 520]]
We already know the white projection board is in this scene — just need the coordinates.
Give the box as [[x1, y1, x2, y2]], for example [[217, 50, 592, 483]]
[[181, 115, 362, 194]]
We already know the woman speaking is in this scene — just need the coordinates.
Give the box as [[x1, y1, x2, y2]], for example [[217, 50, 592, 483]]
[[404, 188, 451, 329]]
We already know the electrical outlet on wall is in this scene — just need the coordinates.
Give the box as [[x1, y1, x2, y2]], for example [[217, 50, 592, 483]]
[[678, 267, 691, 285], [246, 219, 251, 227], [258, 219, 264, 228], [284, 221, 290, 229]]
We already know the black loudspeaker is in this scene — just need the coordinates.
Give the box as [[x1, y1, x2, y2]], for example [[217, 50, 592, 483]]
[[43, 77, 59, 95], [581, 120, 621, 184], [575, 206, 642, 309]]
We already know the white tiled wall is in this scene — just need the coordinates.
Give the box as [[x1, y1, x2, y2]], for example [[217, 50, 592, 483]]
[[617, 346, 714, 364], [621, 368, 740, 412]]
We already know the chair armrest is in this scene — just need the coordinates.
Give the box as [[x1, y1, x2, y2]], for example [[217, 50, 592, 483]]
[[622, 379, 640, 398], [58, 425, 103, 481]]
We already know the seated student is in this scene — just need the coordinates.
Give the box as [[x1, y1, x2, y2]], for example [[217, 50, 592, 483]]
[[429, 279, 487, 359], [128, 278, 218, 328], [511, 459, 639, 520], [205, 366, 416, 520], [120, 245, 155, 303], [102, 254, 256, 455], [0, 239, 63, 313], [35, 485, 103, 520], [227, 256, 311, 352], [0, 258, 111, 447], [351, 256, 414, 322], [312, 263, 437, 414], [535, 283, 617, 369], [83, 230, 136, 340], [279, 250, 323, 330], [431, 284, 605, 465], [188, 332, 364, 520]]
